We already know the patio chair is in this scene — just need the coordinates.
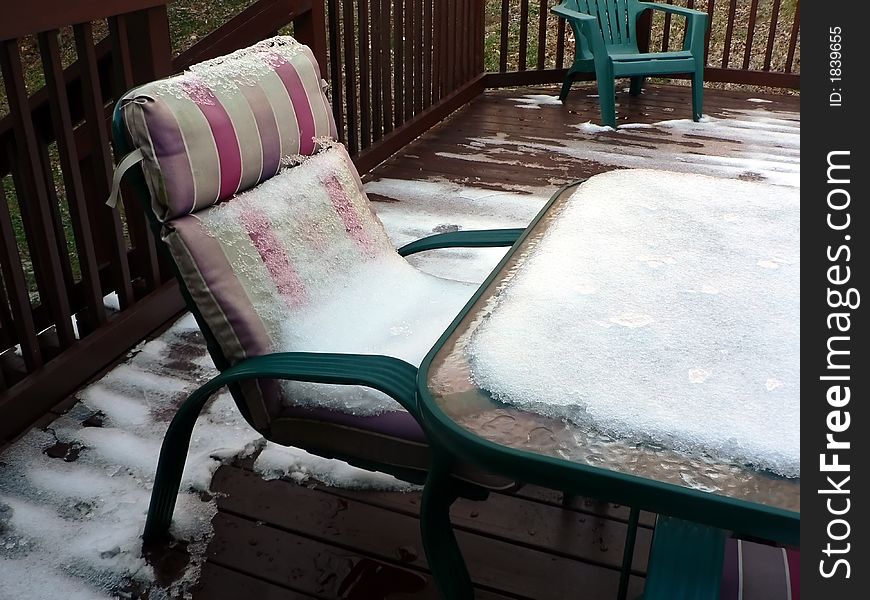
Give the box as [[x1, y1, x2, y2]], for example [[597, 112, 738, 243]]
[[108, 36, 522, 544], [552, 0, 708, 126]]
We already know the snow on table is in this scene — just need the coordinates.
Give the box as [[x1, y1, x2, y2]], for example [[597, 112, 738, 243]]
[[466, 169, 800, 479]]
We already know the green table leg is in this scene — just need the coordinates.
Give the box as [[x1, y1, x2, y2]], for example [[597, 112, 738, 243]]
[[618, 507, 640, 600], [420, 451, 473, 600], [643, 516, 727, 600]]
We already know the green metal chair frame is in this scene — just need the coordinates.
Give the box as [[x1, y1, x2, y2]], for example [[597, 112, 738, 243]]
[[110, 103, 524, 545], [552, 0, 709, 126]]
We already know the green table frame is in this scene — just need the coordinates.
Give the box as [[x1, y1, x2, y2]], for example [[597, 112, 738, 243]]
[[415, 181, 799, 600]]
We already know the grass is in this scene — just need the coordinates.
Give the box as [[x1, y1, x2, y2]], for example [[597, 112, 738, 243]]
[[1, 0, 799, 299]]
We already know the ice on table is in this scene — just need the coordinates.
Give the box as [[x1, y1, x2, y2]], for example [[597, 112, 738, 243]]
[[467, 169, 800, 478]]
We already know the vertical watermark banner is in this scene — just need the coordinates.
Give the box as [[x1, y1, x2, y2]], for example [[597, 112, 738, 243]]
[[803, 0, 867, 596]]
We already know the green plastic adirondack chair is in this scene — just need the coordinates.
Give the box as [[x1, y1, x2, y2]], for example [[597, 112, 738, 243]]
[[552, 0, 708, 126]]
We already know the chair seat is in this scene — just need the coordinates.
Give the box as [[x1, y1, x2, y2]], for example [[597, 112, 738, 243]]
[[271, 404, 516, 490], [608, 49, 694, 62]]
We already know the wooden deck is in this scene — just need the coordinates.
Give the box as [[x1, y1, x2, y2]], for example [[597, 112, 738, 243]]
[[4, 83, 799, 600], [177, 84, 798, 600], [365, 83, 799, 193]]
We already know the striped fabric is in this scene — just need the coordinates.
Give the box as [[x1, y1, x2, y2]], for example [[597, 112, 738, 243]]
[[120, 36, 337, 222], [162, 144, 396, 427], [720, 539, 799, 600]]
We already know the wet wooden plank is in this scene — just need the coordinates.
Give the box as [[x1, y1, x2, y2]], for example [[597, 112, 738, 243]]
[[210, 470, 646, 600], [207, 512, 516, 600], [320, 483, 653, 573], [194, 562, 318, 599]]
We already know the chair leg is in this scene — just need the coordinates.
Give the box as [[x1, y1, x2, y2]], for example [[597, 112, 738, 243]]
[[420, 452, 473, 600], [559, 70, 578, 102], [142, 384, 218, 543], [691, 67, 704, 121], [629, 76, 644, 96], [617, 507, 641, 600], [596, 74, 617, 127]]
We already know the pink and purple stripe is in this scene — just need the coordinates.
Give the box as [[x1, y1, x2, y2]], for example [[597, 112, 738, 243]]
[[269, 53, 317, 155], [182, 76, 244, 200], [241, 208, 307, 307]]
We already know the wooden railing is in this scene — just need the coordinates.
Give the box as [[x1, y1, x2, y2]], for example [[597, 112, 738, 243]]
[[485, 0, 800, 89], [326, 0, 487, 173], [0, 0, 324, 442]]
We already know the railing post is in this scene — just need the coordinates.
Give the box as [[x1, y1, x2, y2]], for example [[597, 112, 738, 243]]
[[124, 5, 173, 82], [295, 0, 328, 74]]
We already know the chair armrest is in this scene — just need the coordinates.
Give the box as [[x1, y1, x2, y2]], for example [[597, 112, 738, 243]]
[[207, 352, 420, 420], [397, 228, 524, 257], [637, 2, 707, 19], [550, 4, 599, 24]]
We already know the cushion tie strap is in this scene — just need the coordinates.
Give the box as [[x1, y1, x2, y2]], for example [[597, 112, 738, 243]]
[[106, 148, 144, 208]]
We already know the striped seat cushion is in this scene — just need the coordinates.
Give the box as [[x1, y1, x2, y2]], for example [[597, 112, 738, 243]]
[[720, 539, 799, 599], [119, 36, 337, 222], [162, 143, 398, 427]]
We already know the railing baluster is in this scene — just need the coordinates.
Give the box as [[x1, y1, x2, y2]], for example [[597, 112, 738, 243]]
[[703, 0, 715, 65], [358, 0, 372, 149], [36, 141, 77, 301], [381, 0, 393, 130], [414, 0, 424, 112], [73, 22, 135, 310], [661, 0, 673, 52], [742, 0, 759, 69], [555, 14, 566, 69], [785, 0, 800, 73], [403, 0, 413, 120], [0, 39, 76, 348], [721, 0, 738, 68], [341, 0, 360, 154], [0, 181, 42, 370], [432, 0, 442, 99], [370, 0, 383, 140], [518, 0, 530, 71], [327, 0, 346, 143], [537, 0, 548, 70], [393, 0, 404, 126], [499, 0, 510, 72], [423, 0, 433, 108], [763, 0, 782, 71]]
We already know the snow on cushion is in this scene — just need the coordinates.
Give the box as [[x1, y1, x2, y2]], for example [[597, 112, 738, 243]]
[[119, 36, 337, 222], [161, 144, 395, 426]]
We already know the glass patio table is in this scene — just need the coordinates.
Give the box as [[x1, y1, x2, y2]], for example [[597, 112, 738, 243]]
[[415, 175, 800, 599]]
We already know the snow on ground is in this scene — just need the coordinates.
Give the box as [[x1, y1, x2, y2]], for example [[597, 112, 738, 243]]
[[512, 93, 564, 109], [0, 176, 539, 599]]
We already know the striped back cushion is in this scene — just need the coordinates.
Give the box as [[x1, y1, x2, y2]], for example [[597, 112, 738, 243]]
[[161, 143, 397, 427], [119, 36, 337, 222]]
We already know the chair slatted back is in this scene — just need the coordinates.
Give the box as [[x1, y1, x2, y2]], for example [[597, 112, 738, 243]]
[[570, 0, 641, 49]]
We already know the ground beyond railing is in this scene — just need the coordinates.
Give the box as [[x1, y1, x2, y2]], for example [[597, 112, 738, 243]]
[[0, 0, 799, 442]]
